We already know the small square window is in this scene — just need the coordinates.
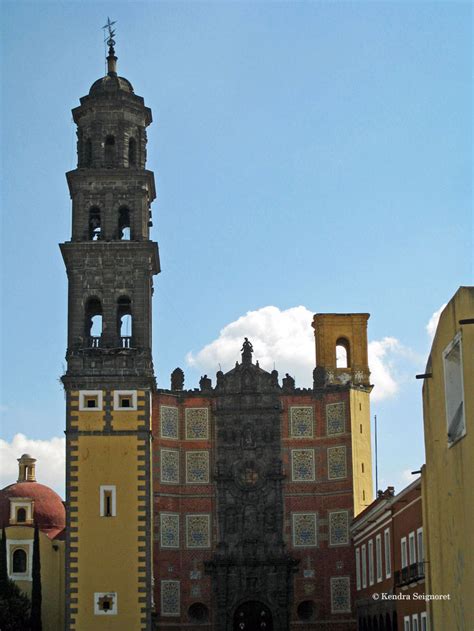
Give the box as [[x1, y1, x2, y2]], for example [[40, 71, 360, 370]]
[[113, 390, 137, 411], [79, 390, 103, 411]]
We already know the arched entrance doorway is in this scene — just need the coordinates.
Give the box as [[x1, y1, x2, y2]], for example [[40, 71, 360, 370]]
[[233, 601, 273, 630]]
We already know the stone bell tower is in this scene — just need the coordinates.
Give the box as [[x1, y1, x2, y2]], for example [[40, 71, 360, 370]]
[[61, 26, 159, 630]]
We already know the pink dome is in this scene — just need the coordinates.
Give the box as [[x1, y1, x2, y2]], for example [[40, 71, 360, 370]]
[[0, 481, 66, 539]]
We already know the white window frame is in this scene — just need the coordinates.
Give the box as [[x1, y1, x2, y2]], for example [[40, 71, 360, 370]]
[[113, 390, 137, 411], [404, 616, 411, 631], [7, 540, 33, 581], [355, 547, 361, 590], [409, 530, 416, 564], [9, 499, 33, 524], [94, 592, 118, 615], [368, 539, 374, 585], [79, 390, 103, 411], [361, 544, 367, 588], [375, 533, 382, 582], [99, 485, 116, 517], [384, 528, 391, 578], [420, 612, 428, 631], [443, 332, 466, 446], [417, 527, 424, 564], [401, 536, 408, 569], [412, 614, 419, 631]]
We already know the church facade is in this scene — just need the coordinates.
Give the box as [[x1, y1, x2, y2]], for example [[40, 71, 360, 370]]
[[2, 36, 374, 631], [153, 316, 373, 630]]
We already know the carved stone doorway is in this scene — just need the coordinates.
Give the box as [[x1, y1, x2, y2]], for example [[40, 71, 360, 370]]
[[233, 601, 273, 631]]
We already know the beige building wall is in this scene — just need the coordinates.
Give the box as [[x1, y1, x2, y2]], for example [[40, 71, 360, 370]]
[[421, 286, 474, 630], [4, 525, 65, 631]]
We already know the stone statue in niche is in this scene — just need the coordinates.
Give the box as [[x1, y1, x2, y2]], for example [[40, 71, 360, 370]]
[[225, 507, 237, 534], [264, 507, 275, 531], [244, 505, 258, 537], [241, 426, 256, 449]]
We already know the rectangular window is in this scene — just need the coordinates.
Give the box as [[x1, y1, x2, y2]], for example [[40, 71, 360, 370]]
[[368, 539, 374, 585], [79, 390, 103, 411], [384, 528, 391, 578], [113, 390, 137, 410], [361, 544, 367, 588], [420, 612, 428, 631], [401, 537, 408, 568], [443, 333, 466, 445], [376, 534, 382, 582], [100, 485, 116, 517], [404, 616, 411, 631], [409, 531, 416, 564], [417, 527, 424, 564], [412, 614, 419, 631], [355, 548, 361, 590]]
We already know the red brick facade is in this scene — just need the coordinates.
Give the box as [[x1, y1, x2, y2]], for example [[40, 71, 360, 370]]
[[152, 382, 361, 629]]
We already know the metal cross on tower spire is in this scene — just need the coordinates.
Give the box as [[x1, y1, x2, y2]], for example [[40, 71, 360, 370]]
[[102, 18, 118, 76], [102, 17, 117, 50]]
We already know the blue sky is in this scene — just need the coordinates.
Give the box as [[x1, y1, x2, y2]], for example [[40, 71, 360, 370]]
[[1, 1, 472, 497]]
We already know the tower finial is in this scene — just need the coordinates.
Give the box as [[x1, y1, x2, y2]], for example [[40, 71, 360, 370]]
[[102, 17, 118, 76]]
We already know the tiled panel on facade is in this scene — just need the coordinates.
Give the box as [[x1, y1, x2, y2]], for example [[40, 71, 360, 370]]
[[327, 445, 347, 479], [160, 406, 179, 439], [185, 408, 209, 439], [326, 402, 345, 435], [289, 406, 314, 438]]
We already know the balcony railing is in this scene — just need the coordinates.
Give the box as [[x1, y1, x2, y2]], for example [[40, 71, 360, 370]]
[[395, 562, 424, 586], [86, 336, 133, 349], [89, 336, 101, 348]]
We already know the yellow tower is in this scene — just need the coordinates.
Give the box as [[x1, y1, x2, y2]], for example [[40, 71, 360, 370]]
[[312, 313, 373, 515], [61, 31, 159, 631]]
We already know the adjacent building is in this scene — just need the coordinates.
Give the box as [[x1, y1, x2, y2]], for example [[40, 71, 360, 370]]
[[352, 480, 427, 631], [421, 286, 474, 631], [0, 455, 66, 630]]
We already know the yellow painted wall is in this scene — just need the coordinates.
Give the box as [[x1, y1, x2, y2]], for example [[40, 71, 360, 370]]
[[68, 388, 151, 631], [422, 287, 474, 630], [5, 526, 65, 631], [350, 389, 373, 516]]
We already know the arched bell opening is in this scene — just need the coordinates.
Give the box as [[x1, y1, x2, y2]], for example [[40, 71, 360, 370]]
[[117, 295, 132, 347], [85, 297, 103, 347], [336, 337, 351, 368]]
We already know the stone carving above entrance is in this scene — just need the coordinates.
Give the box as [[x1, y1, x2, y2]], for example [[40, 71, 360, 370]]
[[205, 340, 298, 631]]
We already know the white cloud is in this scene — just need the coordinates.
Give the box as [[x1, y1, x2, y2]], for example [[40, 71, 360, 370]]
[[426, 303, 447, 340], [378, 468, 417, 495], [187, 305, 405, 401], [0, 434, 65, 498], [187, 306, 315, 386], [368, 337, 401, 402]]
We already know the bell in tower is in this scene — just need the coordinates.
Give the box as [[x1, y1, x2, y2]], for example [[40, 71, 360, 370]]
[[61, 21, 158, 630]]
